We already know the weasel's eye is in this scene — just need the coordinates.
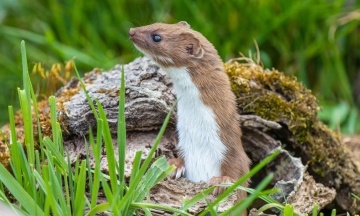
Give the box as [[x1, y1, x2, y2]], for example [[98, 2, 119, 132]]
[[152, 35, 162, 43]]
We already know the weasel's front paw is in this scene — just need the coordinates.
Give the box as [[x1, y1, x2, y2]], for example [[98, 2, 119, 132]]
[[208, 176, 235, 195], [168, 158, 185, 179]]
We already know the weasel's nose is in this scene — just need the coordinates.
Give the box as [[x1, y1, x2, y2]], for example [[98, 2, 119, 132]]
[[128, 28, 136, 38]]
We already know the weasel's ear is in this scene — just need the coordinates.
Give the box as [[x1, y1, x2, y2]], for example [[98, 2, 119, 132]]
[[181, 32, 204, 59], [177, 21, 190, 29]]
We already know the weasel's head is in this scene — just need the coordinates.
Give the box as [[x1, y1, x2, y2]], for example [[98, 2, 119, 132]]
[[129, 21, 217, 68]]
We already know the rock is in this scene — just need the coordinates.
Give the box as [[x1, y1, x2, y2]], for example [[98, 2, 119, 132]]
[[56, 57, 176, 136], [287, 173, 336, 215]]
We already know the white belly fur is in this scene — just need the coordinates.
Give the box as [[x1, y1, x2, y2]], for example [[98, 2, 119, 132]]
[[165, 67, 227, 182]]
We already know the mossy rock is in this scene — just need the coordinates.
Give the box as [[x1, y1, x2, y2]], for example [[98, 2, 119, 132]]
[[225, 61, 360, 213]]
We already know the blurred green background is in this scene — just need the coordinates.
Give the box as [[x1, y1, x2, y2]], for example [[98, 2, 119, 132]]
[[0, 0, 359, 133]]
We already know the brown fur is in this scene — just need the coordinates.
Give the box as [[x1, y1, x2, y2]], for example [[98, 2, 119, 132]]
[[129, 21, 251, 200]]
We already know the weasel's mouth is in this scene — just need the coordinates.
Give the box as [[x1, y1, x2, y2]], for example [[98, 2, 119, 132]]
[[128, 34, 147, 53], [132, 43, 154, 60], [129, 35, 140, 45], [129, 36, 149, 55], [133, 44, 147, 55]]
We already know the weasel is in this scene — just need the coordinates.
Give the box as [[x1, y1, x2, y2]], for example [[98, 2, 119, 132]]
[[129, 21, 250, 198]]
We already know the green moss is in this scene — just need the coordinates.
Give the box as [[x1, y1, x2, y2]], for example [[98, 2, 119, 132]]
[[225, 62, 360, 212], [226, 62, 318, 143]]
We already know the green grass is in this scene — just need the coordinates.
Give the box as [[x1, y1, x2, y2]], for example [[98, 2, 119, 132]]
[[2, 40, 353, 216], [0, 0, 359, 133]]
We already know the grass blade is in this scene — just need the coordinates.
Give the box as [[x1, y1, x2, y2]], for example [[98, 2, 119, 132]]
[[86, 203, 110, 216], [74, 160, 87, 216], [43, 137, 67, 171], [118, 64, 126, 200], [20, 40, 30, 101], [43, 150, 65, 215], [19, 40, 35, 166], [90, 120, 103, 208], [133, 156, 174, 202], [174, 187, 215, 216], [0, 163, 44, 216], [312, 203, 318, 216], [8, 106, 17, 145], [352, 193, 360, 201], [17, 89, 34, 165], [283, 204, 294, 216], [131, 202, 192, 216], [97, 100, 117, 192], [222, 173, 274, 215], [331, 209, 336, 216]]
